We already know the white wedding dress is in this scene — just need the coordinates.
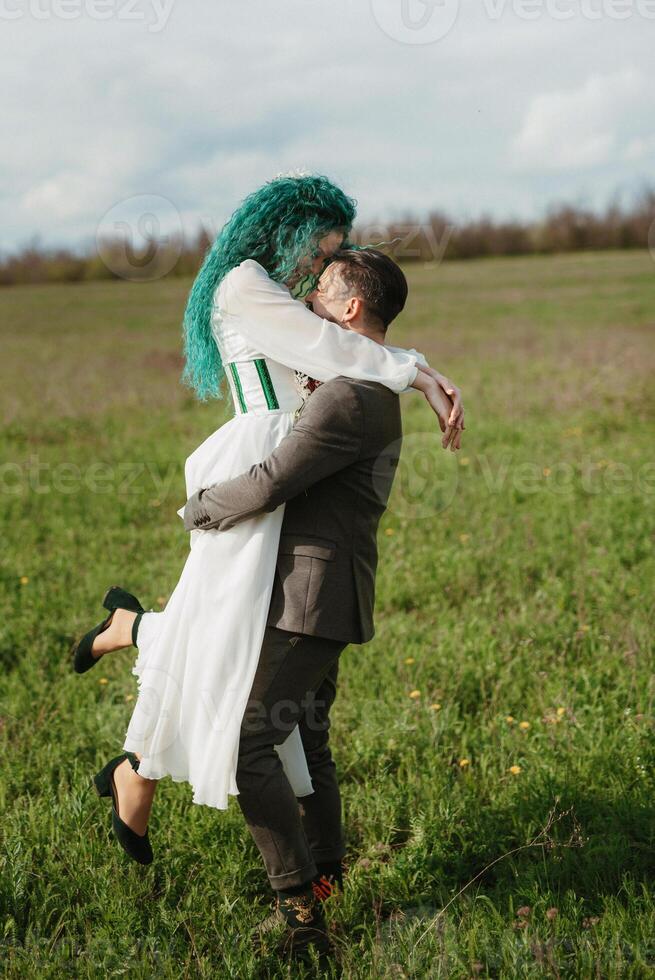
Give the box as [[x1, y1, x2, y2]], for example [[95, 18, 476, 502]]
[[122, 259, 422, 809]]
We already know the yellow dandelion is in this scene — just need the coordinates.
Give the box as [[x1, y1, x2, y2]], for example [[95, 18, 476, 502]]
[[19, 576, 29, 585], [519, 721, 530, 730], [459, 758, 470, 768], [556, 706, 566, 716], [404, 657, 415, 665], [430, 703, 441, 711], [509, 765, 522, 775], [459, 533, 470, 543], [99, 677, 109, 685], [506, 715, 515, 724], [409, 689, 421, 699], [543, 467, 551, 477], [385, 528, 395, 536], [125, 694, 134, 702], [459, 457, 470, 466]]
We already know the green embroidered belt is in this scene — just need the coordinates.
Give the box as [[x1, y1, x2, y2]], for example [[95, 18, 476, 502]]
[[226, 358, 280, 414]]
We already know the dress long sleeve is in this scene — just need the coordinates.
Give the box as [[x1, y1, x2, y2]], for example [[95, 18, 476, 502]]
[[384, 345, 429, 393], [220, 260, 419, 394]]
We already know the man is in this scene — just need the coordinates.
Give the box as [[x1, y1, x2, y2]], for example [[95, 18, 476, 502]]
[[183, 248, 457, 957]]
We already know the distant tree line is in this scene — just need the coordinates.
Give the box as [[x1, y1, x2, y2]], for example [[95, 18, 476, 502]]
[[2, 189, 654, 287]]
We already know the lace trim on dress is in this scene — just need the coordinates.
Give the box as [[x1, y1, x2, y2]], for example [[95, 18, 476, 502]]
[[294, 370, 323, 402], [293, 371, 322, 420]]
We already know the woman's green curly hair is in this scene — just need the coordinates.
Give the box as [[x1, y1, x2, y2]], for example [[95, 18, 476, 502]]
[[182, 173, 357, 400]]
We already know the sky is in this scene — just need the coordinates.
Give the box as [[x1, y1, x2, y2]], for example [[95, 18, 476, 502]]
[[1, 0, 654, 250]]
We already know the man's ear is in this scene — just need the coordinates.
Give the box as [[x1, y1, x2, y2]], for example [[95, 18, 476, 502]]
[[342, 296, 363, 323]]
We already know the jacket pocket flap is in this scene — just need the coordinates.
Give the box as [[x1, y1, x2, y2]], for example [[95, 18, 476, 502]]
[[278, 534, 337, 561]]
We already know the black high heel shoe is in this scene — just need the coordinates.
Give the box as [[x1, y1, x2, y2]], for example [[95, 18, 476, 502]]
[[93, 751, 153, 865], [72, 586, 144, 674]]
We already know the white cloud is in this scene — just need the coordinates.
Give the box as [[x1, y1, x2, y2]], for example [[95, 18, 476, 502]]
[[623, 134, 655, 161], [510, 69, 646, 172], [1, 2, 654, 247]]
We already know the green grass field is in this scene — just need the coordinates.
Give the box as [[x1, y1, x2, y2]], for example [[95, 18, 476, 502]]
[[1, 251, 654, 978]]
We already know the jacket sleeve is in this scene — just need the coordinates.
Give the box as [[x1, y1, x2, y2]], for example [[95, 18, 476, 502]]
[[183, 380, 363, 532], [221, 260, 419, 394]]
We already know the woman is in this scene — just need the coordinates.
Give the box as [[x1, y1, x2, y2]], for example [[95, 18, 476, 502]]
[[74, 174, 463, 864]]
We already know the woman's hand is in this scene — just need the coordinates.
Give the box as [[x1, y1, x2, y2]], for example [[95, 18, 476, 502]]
[[417, 364, 464, 428], [411, 368, 464, 451]]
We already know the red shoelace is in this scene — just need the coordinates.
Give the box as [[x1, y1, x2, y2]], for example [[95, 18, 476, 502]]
[[311, 874, 338, 902]]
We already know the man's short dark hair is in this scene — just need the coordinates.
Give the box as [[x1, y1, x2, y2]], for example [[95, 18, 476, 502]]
[[328, 247, 408, 330]]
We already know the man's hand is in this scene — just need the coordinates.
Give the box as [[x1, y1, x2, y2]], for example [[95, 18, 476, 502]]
[[183, 488, 213, 532], [179, 378, 379, 535]]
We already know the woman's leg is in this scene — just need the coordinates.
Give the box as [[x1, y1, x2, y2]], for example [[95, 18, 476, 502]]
[[91, 608, 164, 660], [112, 753, 158, 835], [91, 608, 138, 659], [94, 611, 162, 829], [117, 613, 168, 830]]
